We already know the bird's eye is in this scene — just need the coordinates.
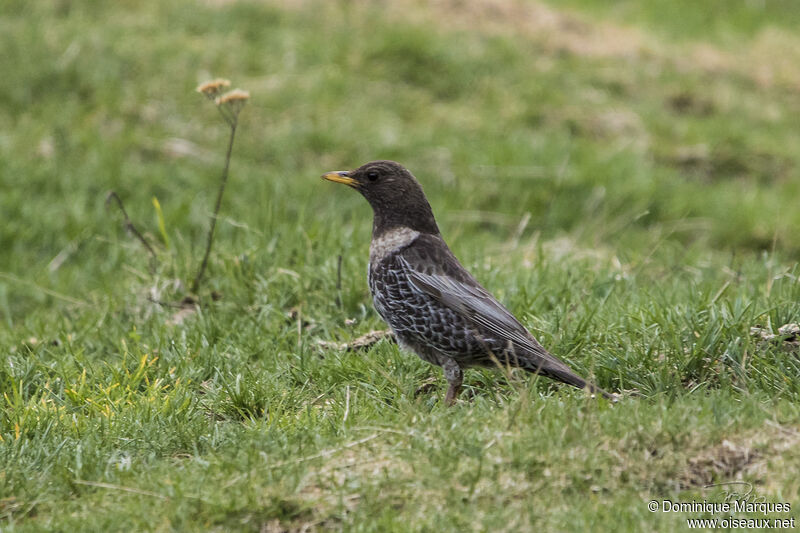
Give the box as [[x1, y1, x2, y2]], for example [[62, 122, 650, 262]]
[[366, 170, 379, 181]]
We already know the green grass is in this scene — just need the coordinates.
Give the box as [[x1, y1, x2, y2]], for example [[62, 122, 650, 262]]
[[550, 0, 800, 42], [2, 0, 800, 530]]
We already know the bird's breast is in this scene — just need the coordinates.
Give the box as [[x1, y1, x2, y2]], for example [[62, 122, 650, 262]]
[[369, 226, 420, 265]]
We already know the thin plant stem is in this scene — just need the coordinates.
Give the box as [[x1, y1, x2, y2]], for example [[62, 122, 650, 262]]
[[336, 253, 343, 308], [191, 122, 237, 293], [106, 191, 157, 272]]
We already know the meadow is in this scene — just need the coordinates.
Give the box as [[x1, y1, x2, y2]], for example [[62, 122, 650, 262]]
[[1, 0, 800, 530]]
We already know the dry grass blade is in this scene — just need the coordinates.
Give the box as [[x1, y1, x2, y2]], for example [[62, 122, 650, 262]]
[[267, 433, 379, 469], [74, 480, 169, 500], [105, 191, 157, 272], [316, 330, 395, 351]]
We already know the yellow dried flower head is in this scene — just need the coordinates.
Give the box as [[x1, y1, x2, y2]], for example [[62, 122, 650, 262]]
[[215, 89, 250, 119], [215, 89, 250, 105], [196, 78, 231, 98]]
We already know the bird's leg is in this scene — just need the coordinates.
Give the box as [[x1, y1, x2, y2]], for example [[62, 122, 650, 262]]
[[443, 359, 463, 406]]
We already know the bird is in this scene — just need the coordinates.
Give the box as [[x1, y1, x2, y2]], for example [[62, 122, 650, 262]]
[[322, 160, 614, 405]]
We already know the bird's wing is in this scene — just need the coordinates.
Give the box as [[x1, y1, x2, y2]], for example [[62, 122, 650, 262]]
[[397, 242, 573, 375]]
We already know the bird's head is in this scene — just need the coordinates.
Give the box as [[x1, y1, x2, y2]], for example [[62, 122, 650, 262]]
[[322, 160, 439, 236]]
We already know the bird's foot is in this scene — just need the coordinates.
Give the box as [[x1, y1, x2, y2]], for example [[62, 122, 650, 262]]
[[443, 359, 463, 407], [445, 384, 460, 406]]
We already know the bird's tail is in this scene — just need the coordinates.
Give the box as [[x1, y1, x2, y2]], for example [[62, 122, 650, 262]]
[[524, 355, 617, 402], [547, 366, 617, 401]]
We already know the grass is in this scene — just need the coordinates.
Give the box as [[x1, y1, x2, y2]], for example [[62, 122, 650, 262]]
[[1, 0, 800, 530]]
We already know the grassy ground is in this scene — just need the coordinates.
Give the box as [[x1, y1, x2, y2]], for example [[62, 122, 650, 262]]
[[2, 0, 800, 530]]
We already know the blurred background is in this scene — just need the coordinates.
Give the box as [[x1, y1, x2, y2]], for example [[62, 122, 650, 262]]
[[1, 0, 799, 320], [2, 2, 800, 529]]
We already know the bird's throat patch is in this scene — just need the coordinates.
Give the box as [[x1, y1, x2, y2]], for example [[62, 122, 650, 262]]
[[370, 227, 420, 265]]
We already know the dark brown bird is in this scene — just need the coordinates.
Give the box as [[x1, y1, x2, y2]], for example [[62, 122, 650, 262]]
[[323, 160, 613, 405]]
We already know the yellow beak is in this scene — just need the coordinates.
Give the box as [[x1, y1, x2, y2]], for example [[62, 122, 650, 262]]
[[321, 171, 359, 188]]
